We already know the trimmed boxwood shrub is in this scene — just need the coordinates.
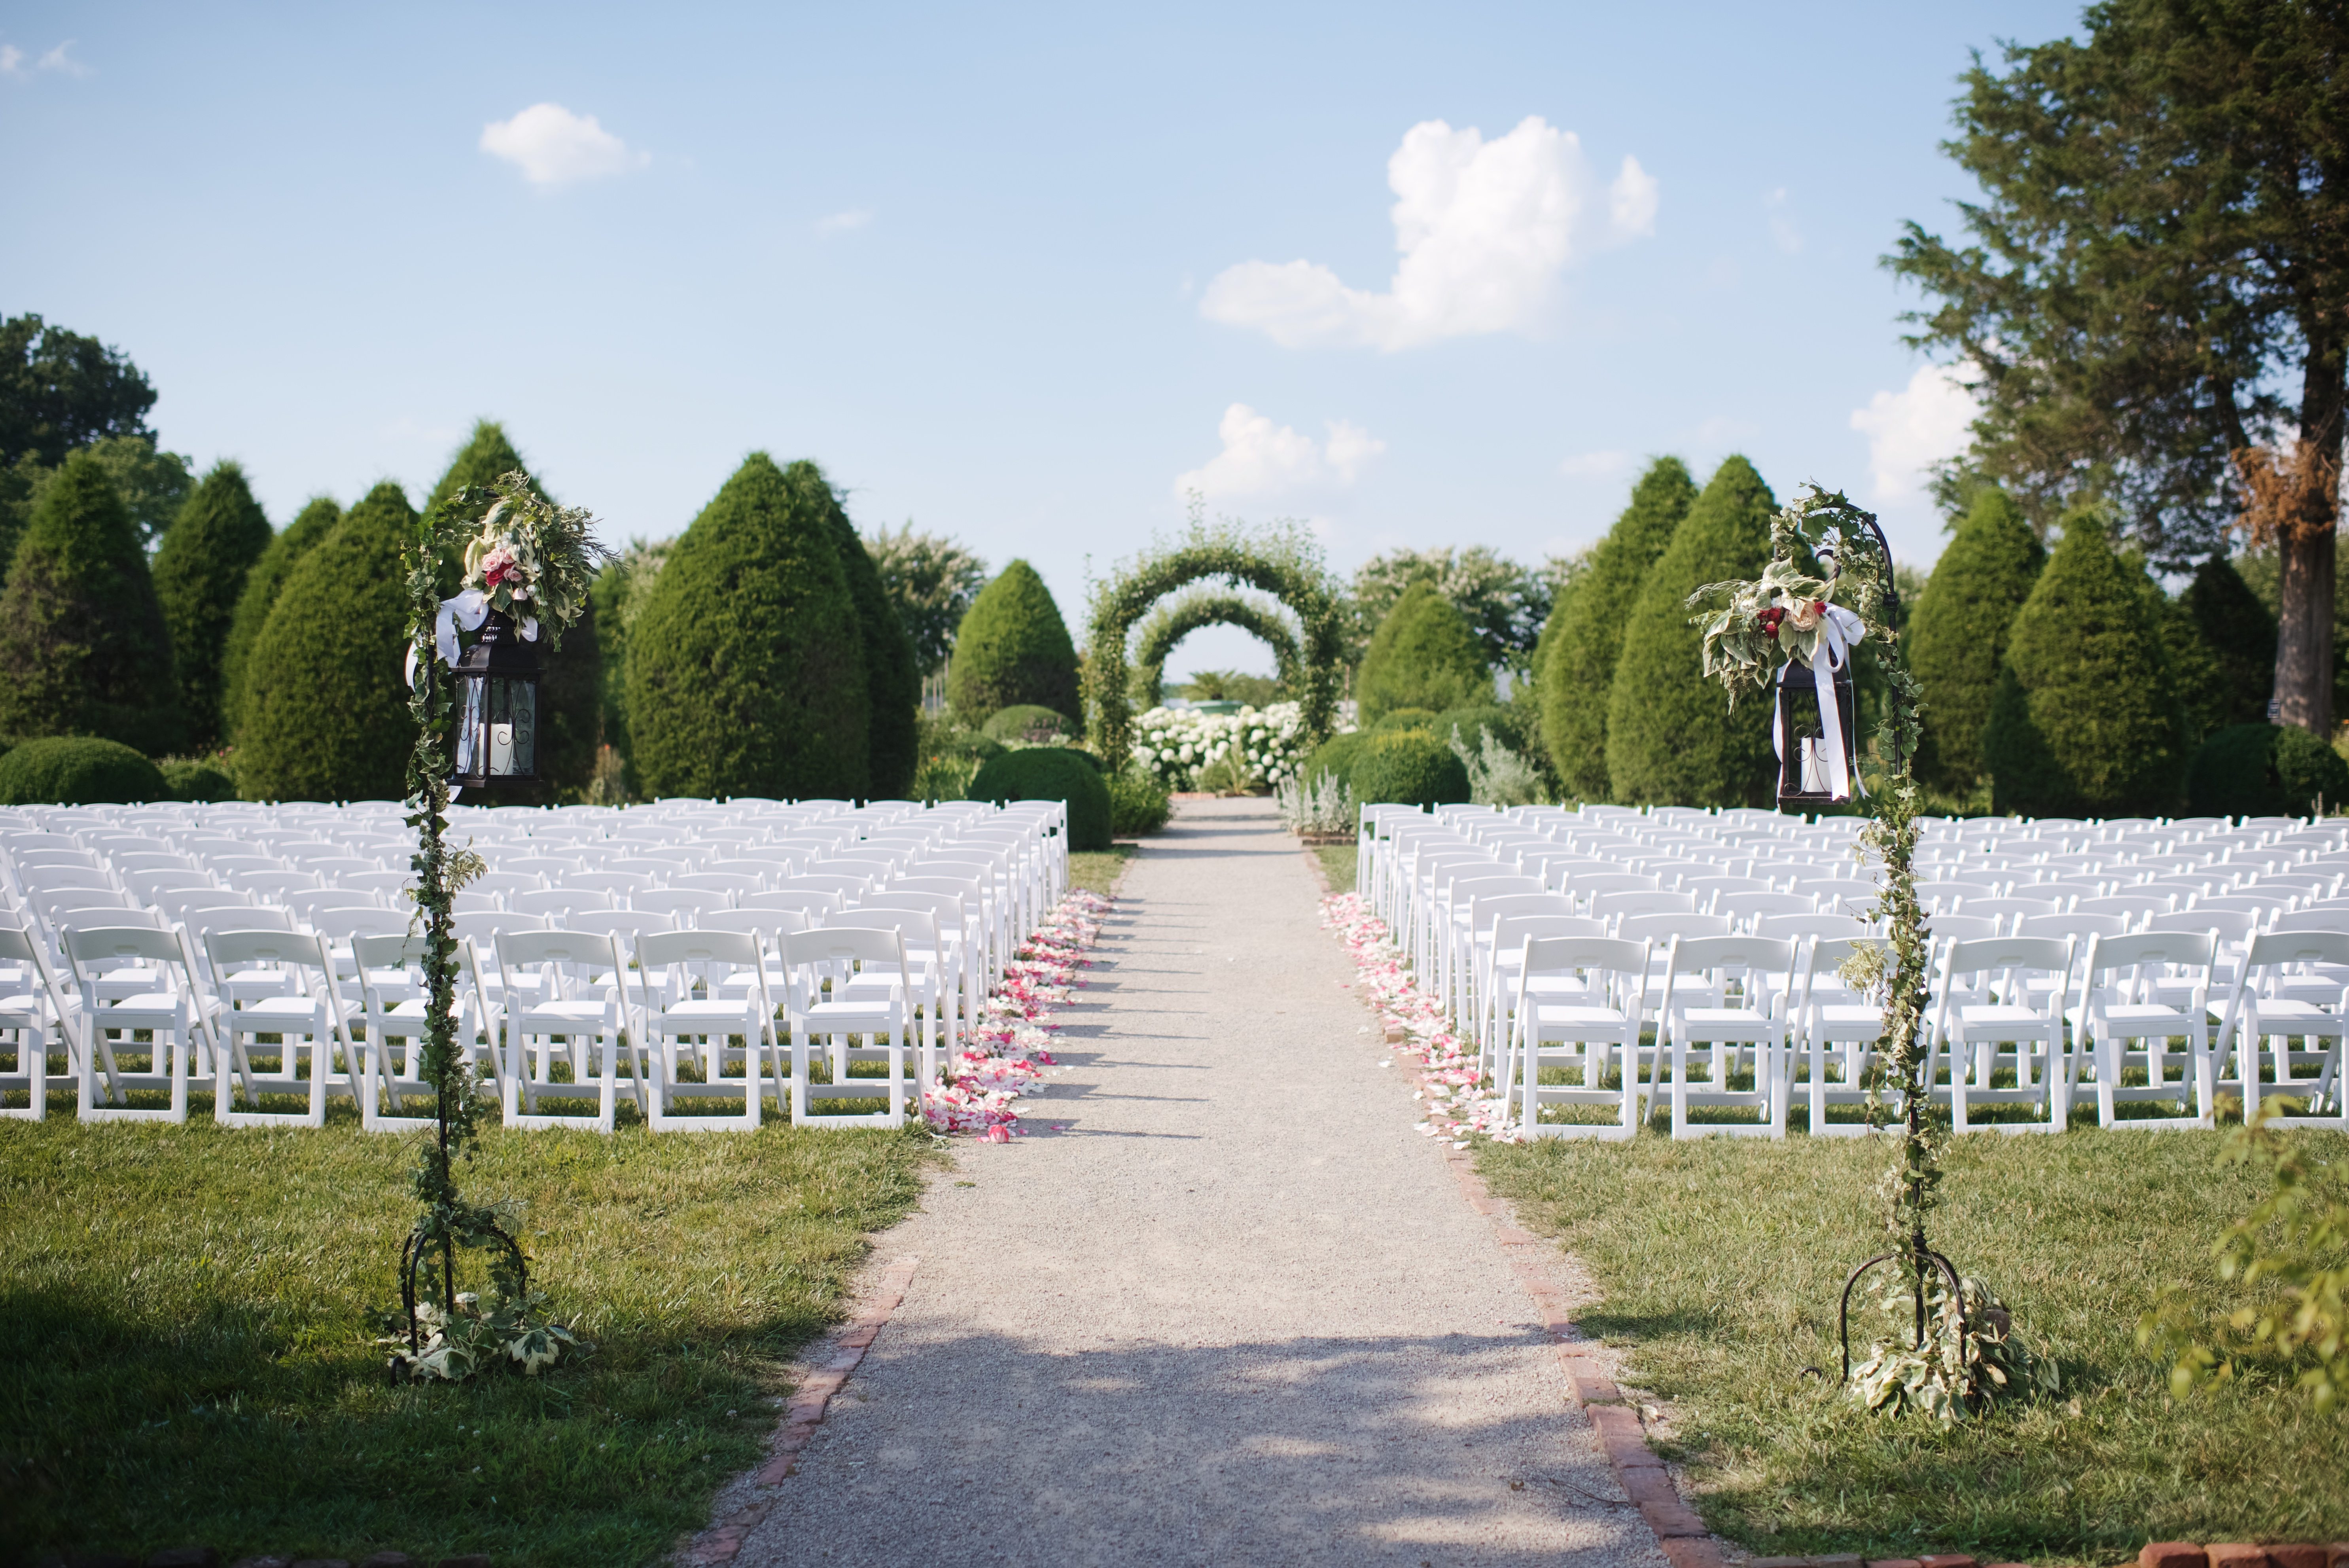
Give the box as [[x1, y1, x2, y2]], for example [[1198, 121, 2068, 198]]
[[1983, 515, 2186, 818], [949, 560, 1081, 729], [237, 481, 420, 801], [981, 704, 1073, 742], [221, 496, 339, 742], [1371, 707, 1440, 735], [1108, 768, 1172, 836], [1543, 456, 1696, 797], [1356, 581, 1492, 723], [2165, 556, 2276, 746], [2186, 723, 2349, 819], [799, 463, 920, 797], [0, 449, 184, 755], [1433, 702, 1530, 756], [1908, 486, 2044, 792], [968, 746, 1111, 850], [1301, 730, 1371, 789], [152, 461, 273, 751], [0, 736, 164, 804], [1605, 456, 1777, 806], [161, 755, 237, 802], [627, 454, 870, 800], [1350, 729, 1471, 808]]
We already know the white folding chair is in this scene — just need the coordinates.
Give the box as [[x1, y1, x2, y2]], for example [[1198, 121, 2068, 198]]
[[1510, 935, 1651, 1141], [2071, 930, 2216, 1129], [0, 921, 75, 1119], [784, 926, 915, 1129], [635, 929, 780, 1130], [492, 929, 644, 1133], [1931, 936, 2075, 1133], [65, 925, 218, 1125], [2214, 929, 2349, 1128], [204, 928, 365, 1129], [1660, 934, 1794, 1140], [1796, 934, 1889, 1137]]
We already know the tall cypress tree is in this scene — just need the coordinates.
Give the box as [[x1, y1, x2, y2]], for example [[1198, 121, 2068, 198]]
[[947, 561, 1080, 725], [1542, 457, 1697, 797], [151, 461, 272, 751], [1355, 580, 1493, 722], [237, 482, 418, 800], [2164, 555, 2276, 746], [1605, 456, 1778, 806], [221, 496, 339, 745], [0, 449, 182, 752], [798, 461, 920, 798], [1982, 515, 2186, 817], [627, 454, 870, 799], [1908, 487, 2045, 793]]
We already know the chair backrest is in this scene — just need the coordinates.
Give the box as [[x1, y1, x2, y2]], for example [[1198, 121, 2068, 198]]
[[1519, 935, 1649, 982], [637, 928, 763, 970], [1591, 888, 1696, 920], [2074, 894, 2170, 920], [2244, 928, 2349, 969], [2270, 909, 2349, 935], [782, 925, 910, 973], [1491, 912, 1609, 953], [496, 928, 625, 972], [1942, 935, 2074, 980], [1807, 935, 1888, 979], [840, 906, 939, 947], [352, 932, 430, 972], [2085, 929, 2216, 977], [307, 905, 413, 941], [1667, 933, 1798, 978], [633, 888, 727, 920], [564, 908, 676, 941], [566, 871, 655, 895], [204, 927, 333, 973], [1958, 896, 2063, 922], [1562, 872, 1660, 901], [185, 903, 294, 937], [1718, 891, 1817, 926], [673, 871, 764, 896], [1755, 912, 1868, 943], [1923, 913, 2003, 945], [780, 875, 873, 899], [64, 924, 190, 975], [509, 887, 613, 918], [739, 890, 842, 918], [2015, 911, 2127, 943], [1615, 911, 1731, 945], [2145, 909, 2260, 944], [698, 907, 804, 943]]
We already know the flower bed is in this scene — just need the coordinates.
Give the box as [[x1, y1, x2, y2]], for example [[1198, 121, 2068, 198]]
[[1131, 702, 1308, 791], [922, 888, 1111, 1136], [1319, 890, 1520, 1143]]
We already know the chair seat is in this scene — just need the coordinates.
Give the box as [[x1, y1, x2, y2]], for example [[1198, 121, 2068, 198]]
[[513, 1001, 615, 1031], [1955, 1005, 2048, 1030], [229, 996, 327, 1027], [1531, 1005, 1632, 1028], [799, 1001, 904, 1032], [2099, 1004, 2195, 1030], [652, 1000, 768, 1033], [1815, 1004, 1884, 1027], [92, 994, 187, 1027]]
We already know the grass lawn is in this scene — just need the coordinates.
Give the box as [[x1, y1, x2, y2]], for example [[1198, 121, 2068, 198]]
[[1476, 1128, 2349, 1564], [0, 1114, 937, 1566], [1314, 843, 1356, 894], [1071, 845, 1137, 896]]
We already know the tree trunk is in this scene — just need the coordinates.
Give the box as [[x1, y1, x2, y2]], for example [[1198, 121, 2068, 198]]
[[2275, 526, 2336, 734]]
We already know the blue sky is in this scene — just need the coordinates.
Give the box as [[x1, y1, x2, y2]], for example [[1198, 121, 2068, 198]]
[[0, 1, 2080, 678]]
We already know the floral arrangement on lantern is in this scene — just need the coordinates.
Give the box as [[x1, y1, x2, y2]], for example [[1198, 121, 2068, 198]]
[[1688, 555, 1868, 698], [456, 473, 602, 641]]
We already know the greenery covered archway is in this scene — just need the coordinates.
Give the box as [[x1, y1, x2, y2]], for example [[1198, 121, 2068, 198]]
[[1085, 519, 1344, 769], [1128, 587, 1305, 708]]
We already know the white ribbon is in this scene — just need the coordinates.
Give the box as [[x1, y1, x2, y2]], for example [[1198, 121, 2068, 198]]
[[1771, 604, 1868, 801], [404, 589, 541, 688]]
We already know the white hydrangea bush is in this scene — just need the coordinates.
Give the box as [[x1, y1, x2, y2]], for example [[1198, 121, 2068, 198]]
[[1131, 702, 1310, 791]]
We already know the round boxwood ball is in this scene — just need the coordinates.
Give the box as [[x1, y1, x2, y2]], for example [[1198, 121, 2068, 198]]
[[968, 746, 1113, 850], [1350, 730, 1471, 808], [0, 737, 167, 805], [2187, 723, 2349, 819], [1301, 730, 1370, 790], [1371, 706, 1441, 735], [980, 704, 1073, 743]]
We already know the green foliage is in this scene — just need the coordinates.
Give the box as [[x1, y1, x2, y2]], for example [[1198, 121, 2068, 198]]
[[1301, 730, 1371, 792], [1909, 487, 2046, 791], [159, 754, 237, 802], [1107, 767, 1172, 836], [1432, 702, 1530, 756], [909, 714, 1002, 803], [807, 465, 920, 797], [967, 745, 1112, 850], [1983, 515, 2186, 817], [0, 735, 165, 803], [1447, 722, 1545, 807], [0, 449, 182, 754], [2186, 723, 2349, 818], [2166, 557, 2278, 745], [1177, 667, 1281, 707], [1129, 587, 1300, 708], [589, 538, 671, 795], [0, 314, 158, 469], [1349, 544, 1558, 672], [236, 481, 419, 801], [1349, 729, 1470, 808], [1371, 707, 1440, 733], [1543, 457, 1698, 797], [626, 455, 869, 800], [1605, 456, 1777, 806], [864, 521, 988, 676], [949, 559, 1081, 729], [151, 461, 273, 750], [1356, 581, 1493, 722], [2, 433, 193, 564], [980, 704, 1072, 742], [221, 496, 339, 742]]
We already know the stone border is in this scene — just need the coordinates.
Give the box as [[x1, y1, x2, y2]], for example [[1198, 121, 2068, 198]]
[[679, 1255, 922, 1566]]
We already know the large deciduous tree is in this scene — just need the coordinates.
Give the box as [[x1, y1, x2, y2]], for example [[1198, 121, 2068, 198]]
[[0, 314, 158, 469], [865, 521, 988, 680], [1890, 0, 2349, 731]]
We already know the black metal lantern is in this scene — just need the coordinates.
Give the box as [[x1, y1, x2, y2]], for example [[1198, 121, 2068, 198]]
[[449, 609, 539, 789], [1776, 655, 1858, 809]]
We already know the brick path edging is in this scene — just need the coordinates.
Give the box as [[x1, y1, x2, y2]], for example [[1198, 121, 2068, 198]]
[[679, 1255, 922, 1565]]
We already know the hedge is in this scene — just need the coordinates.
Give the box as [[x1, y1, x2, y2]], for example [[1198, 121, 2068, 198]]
[[220, 496, 339, 742], [626, 454, 870, 800], [0, 736, 165, 804], [0, 448, 182, 754], [2185, 723, 2349, 820], [2165, 555, 2276, 746], [948, 560, 1080, 729], [806, 464, 920, 799], [160, 755, 237, 802], [1982, 514, 2185, 818], [236, 481, 419, 801], [1604, 455, 1777, 806], [1301, 730, 1371, 790], [1908, 486, 2044, 792], [1350, 729, 1471, 808], [967, 746, 1111, 850], [981, 704, 1072, 742], [1542, 456, 1696, 797], [1355, 581, 1491, 723], [151, 461, 272, 750], [1371, 707, 1441, 734], [1107, 769, 1172, 836]]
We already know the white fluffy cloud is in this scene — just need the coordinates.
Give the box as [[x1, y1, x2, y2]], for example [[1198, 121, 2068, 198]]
[[1200, 116, 1655, 351], [480, 103, 648, 186], [1850, 362, 1980, 501], [815, 208, 873, 237], [1175, 404, 1386, 498]]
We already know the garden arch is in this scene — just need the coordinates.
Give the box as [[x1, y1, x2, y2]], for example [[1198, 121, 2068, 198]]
[[1084, 520, 1345, 770], [1128, 588, 1306, 709]]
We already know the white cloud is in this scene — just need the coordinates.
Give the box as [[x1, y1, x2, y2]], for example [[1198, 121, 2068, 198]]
[[0, 46, 23, 76], [815, 208, 873, 237], [480, 103, 648, 187], [1559, 449, 1632, 480], [1850, 362, 1980, 501], [1174, 403, 1386, 498], [38, 40, 85, 76], [1766, 187, 1801, 255], [1200, 116, 1656, 351]]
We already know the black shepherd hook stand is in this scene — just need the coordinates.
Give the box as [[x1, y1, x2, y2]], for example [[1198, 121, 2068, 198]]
[[399, 1224, 530, 1352], [1837, 1247, 1972, 1406]]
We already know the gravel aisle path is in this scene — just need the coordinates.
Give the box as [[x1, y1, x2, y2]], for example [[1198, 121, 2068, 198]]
[[731, 797, 1670, 1567]]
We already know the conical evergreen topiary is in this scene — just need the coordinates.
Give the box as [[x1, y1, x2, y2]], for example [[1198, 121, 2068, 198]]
[[0, 449, 182, 753], [1542, 457, 1697, 797], [801, 462, 919, 797], [1907, 486, 2044, 793], [221, 496, 339, 743], [2164, 556, 2276, 746], [1604, 456, 1777, 806], [1982, 515, 2186, 817], [151, 461, 272, 750], [626, 454, 870, 799], [425, 421, 600, 799], [236, 481, 419, 800], [1355, 580, 1493, 723], [947, 560, 1080, 727]]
